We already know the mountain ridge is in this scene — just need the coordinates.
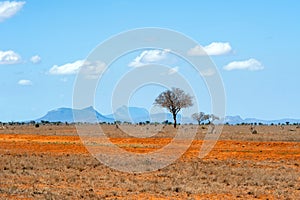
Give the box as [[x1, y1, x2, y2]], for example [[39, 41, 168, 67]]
[[35, 106, 300, 125], [36, 106, 114, 123]]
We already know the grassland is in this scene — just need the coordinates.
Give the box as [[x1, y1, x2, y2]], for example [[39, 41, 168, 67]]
[[0, 124, 299, 199]]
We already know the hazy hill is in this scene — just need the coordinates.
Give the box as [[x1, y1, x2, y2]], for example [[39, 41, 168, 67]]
[[35, 106, 300, 125], [36, 106, 114, 123]]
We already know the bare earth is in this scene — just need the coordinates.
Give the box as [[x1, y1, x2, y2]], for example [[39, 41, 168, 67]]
[[0, 125, 299, 199]]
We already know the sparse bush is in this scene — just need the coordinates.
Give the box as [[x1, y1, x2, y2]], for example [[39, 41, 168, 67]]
[[250, 126, 257, 134]]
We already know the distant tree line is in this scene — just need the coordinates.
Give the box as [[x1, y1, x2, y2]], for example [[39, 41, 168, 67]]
[[0, 120, 299, 127], [224, 122, 299, 126]]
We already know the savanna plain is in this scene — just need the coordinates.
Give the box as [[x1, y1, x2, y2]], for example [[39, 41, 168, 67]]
[[0, 124, 299, 199]]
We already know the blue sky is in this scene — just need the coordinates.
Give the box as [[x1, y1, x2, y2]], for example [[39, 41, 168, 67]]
[[0, 0, 299, 121]]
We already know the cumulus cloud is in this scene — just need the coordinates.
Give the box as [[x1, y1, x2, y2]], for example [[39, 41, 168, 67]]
[[223, 58, 264, 71], [18, 79, 32, 86], [167, 66, 179, 75], [49, 60, 84, 75], [0, 1, 25, 22], [0, 50, 21, 64], [188, 42, 232, 56], [30, 55, 41, 64], [200, 68, 216, 76], [49, 60, 106, 79], [129, 49, 170, 67], [81, 61, 106, 79]]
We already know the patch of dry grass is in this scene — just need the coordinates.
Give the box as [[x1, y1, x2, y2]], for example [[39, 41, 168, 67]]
[[0, 152, 299, 199], [0, 124, 299, 199]]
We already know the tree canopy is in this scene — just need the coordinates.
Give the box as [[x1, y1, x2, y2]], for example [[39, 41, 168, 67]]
[[154, 88, 193, 128]]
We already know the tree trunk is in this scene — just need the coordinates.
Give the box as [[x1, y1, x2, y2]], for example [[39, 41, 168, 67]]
[[173, 113, 177, 128], [198, 121, 200, 125]]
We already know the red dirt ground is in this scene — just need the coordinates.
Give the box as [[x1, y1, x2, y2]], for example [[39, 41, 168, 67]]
[[0, 125, 299, 199], [0, 133, 299, 161]]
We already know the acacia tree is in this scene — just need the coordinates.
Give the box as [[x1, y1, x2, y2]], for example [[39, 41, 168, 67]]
[[207, 114, 220, 124], [192, 112, 206, 125], [154, 88, 193, 128], [192, 112, 220, 125]]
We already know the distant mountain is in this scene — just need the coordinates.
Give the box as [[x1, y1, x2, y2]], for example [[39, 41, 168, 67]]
[[223, 115, 243, 124], [36, 106, 114, 123], [35, 106, 300, 125], [149, 112, 174, 123], [224, 115, 300, 125], [149, 113, 193, 124], [105, 106, 150, 123], [105, 106, 193, 124]]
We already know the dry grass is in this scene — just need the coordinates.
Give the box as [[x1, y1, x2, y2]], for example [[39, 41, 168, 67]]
[[0, 153, 299, 199], [0, 124, 299, 199]]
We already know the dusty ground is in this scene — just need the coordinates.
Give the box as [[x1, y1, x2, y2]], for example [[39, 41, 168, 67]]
[[0, 124, 299, 199]]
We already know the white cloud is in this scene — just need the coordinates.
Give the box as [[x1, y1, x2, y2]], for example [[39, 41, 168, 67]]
[[49, 60, 84, 75], [129, 49, 169, 67], [49, 60, 106, 79], [188, 42, 232, 56], [81, 61, 106, 79], [187, 45, 204, 56], [0, 50, 21, 64], [0, 1, 25, 22], [167, 66, 179, 75], [223, 58, 264, 71], [18, 79, 32, 86], [30, 55, 41, 64], [200, 68, 216, 76]]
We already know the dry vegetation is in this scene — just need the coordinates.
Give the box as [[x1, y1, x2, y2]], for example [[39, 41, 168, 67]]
[[0, 124, 299, 199]]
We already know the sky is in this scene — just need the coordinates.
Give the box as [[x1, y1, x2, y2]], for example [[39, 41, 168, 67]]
[[0, 0, 300, 122]]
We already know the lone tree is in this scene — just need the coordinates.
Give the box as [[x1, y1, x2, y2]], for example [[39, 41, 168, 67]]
[[207, 114, 220, 124], [192, 112, 206, 125], [192, 112, 220, 125], [154, 88, 193, 128]]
